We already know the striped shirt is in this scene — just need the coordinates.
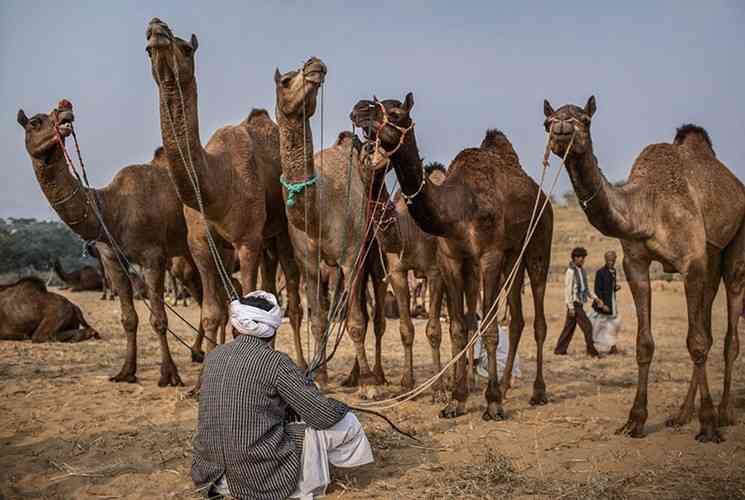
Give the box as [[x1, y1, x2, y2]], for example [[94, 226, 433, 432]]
[[191, 335, 348, 500]]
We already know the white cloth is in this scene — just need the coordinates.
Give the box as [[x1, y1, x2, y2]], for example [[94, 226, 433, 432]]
[[289, 412, 374, 499], [214, 413, 373, 499], [474, 326, 521, 379], [590, 310, 622, 354], [229, 290, 282, 338], [564, 267, 598, 310]]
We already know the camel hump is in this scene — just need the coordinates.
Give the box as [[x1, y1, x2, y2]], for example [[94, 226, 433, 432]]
[[674, 124, 716, 157], [152, 146, 166, 163], [0, 276, 47, 292], [246, 108, 271, 124], [335, 130, 355, 146], [480, 129, 520, 165]]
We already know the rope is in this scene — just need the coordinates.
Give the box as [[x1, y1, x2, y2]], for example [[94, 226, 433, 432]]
[[280, 175, 317, 207], [354, 130, 575, 410]]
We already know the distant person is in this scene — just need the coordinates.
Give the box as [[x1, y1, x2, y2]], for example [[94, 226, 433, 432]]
[[555, 247, 603, 357], [192, 291, 373, 500], [590, 251, 622, 355]]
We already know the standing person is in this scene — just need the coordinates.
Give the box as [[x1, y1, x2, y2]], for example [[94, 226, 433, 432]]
[[590, 251, 623, 354], [192, 291, 374, 500], [554, 247, 603, 357]]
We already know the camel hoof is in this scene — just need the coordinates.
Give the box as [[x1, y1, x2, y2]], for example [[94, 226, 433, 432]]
[[158, 367, 184, 387], [438, 402, 465, 419], [717, 407, 737, 427], [109, 372, 137, 383], [529, 393, 549, 406], [482, 402, 506, 422], [400, 374, 415, 391], [357, 385, 379, 401], [665, 413, 692, 428], [374, 368, 388, 386], [695, 427, 724, 443], [191, 350, 205, 364], [615, 420, 646, 438]]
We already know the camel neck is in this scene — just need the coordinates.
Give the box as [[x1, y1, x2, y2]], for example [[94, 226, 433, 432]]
[[368, 170, 402, 253], [157, 81, 214, 212], [388, 133, 453, 237], [276, 109, 319, 236], [564, 147, 638, 238], [32, 151, 104, 241]]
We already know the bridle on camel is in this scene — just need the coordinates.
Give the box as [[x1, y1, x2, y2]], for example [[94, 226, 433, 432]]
[[49, 100, 203, 354], [544, 115, 599, 208]]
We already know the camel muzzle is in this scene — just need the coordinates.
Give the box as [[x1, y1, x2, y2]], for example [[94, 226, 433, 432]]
[[303, 58, 327, 85], [146, 18, 173, 49]]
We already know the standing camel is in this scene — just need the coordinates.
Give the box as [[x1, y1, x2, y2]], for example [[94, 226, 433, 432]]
[[273, 61, 388, 395], [145, 18, 306, 368], [18, 103, 202, 386], [351, 94, 553, 420], [543, 96, 745, 442]]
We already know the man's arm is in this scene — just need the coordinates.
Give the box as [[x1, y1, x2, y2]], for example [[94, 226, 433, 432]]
[[564, 269, 574, 312], [276, 355, 348, 430]]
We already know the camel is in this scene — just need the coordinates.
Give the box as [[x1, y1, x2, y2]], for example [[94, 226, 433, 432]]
[[51, 258, 103, 292], [273, 61, 388, 393], [351, 94, 553, 420], [145, 18, 306, 369], [0, 277, 99, 342], [18, 103, 204, 386], [85, 241, 116, 300], [543, 96, 745, 442]]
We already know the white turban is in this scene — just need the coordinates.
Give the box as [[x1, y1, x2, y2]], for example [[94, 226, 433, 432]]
[[229, 291, 282, 338]]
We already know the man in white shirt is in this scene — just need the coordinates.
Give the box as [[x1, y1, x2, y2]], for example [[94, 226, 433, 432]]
[[554, 247, 603, 357]]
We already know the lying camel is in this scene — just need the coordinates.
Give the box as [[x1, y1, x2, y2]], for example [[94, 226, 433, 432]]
[[51, 258, 103, 292], [0, 277, 99, 342]]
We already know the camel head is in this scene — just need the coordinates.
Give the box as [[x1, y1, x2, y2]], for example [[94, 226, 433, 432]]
[[17, 100, 74, 165], [543, 96, 596, 157], [146, 18, 198, 88], [350, 93, 415, 152], [274, 57, 327, 118]]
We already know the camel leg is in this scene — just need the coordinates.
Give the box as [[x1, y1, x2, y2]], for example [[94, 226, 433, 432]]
[[104, 255, 139, 383], [667, 253, 720, 427], [142, 263, 183, 387], [719, 232, 745, 427], [238, 240, 262, 294], [345, 264, 377, 399], [481, 252, 507, 422], [426, 270, 447, 402], [390, 269, 415, 390], [370, 264, 388, 385], [464, 262, 480, 392], [616, 246, 652, 438], [276, 231, 306, 371], [499, 257, 526, 400], [31, 304, 77, 343], [526, 252, 549, 406], [305, 255, 330, 386], [439, 254, 468, 418]]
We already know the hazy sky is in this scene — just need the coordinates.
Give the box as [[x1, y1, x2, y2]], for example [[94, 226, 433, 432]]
[[2, 1, 743, 220]]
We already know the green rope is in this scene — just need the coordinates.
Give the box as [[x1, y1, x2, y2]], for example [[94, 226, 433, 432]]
[[280, 174, 318, 207]]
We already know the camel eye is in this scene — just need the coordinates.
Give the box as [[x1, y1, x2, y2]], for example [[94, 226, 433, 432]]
[[30, 118, 41, 129]]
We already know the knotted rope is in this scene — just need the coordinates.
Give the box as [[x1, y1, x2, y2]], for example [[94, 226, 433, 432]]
[[280, 174, 318, 207]]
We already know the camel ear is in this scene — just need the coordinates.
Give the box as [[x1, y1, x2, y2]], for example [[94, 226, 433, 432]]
[[543, 99, 555, 118], [584, 96, 596, 117], [17, 109, 28, 128], [403, 92, 414, 112], [189, 34, 199, 52], [372, 95, 379, 103], [274, 68, 281, 84]]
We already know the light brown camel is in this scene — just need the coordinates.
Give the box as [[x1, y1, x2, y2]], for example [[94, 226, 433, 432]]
[[51, 258, 103, 292], [543, 96, 745, 442], [274, 61, 388, 394], [0, 277, 100, 342], [18, 103, 203, 386], [351, 94, 553, 420], [145, 18, 306, 369]]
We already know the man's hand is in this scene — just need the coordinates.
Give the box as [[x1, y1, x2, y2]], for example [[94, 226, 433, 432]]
[[602, 305, 611, 313], [615, 285, 622, 292]]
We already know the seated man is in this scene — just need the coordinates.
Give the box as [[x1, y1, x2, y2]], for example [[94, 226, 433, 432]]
[[192, 291, 374, 500]]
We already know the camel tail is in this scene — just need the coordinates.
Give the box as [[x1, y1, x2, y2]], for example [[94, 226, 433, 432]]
[[674, 124, 716, 158]]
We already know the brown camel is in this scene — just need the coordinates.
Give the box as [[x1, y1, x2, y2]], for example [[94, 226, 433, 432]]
[[0, 277, 99, 342], [351, 94, 553, 420], [145, 18, 306, 369], [18, 103, 203, 386], [85, 240, 115, 300], [51, 258, 103, 292], [274, 62, 388, 394], [543, 96, 745, 442]]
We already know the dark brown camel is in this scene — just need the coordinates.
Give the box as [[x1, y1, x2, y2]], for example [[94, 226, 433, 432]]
[[18, 103, 203, 386], [51, 258, 103, 292], [0, 277, 99, 342], [145, 18, 306, 369], [352, 94, 553, 420], [544, 96, 745, 442]]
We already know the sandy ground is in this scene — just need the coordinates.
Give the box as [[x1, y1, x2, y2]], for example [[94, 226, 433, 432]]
[[1, 281, 743, 500]]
